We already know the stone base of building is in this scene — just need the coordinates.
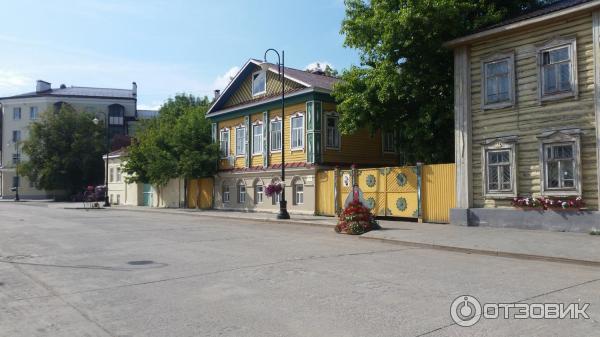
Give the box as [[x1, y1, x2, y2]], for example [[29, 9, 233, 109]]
[[451, 207, 600, 233], [213, 167, 317, 215]]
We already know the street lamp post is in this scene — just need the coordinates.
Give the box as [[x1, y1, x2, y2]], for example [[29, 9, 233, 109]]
[[93, 113, 111, 207], [262, 49, 290, 219]]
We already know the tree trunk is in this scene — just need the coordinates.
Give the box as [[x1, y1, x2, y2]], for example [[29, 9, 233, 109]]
[[155, 185, 161, 208]]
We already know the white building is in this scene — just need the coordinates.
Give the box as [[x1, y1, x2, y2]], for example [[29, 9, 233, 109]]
[[104, 148, 185, 208], [0, 80, 138, 199]]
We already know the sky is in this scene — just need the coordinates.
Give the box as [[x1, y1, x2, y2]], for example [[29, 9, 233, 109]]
[[0, 0, 360, 110]]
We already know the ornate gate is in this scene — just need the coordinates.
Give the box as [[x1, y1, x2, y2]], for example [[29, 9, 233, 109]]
[[316, 164, 455, 223]]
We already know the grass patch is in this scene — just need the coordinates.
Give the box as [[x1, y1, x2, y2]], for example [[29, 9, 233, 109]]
[[590, 229, 600, 236]]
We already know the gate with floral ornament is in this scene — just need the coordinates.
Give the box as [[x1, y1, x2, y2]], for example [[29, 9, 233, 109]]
[[316, 164, 455, 223]]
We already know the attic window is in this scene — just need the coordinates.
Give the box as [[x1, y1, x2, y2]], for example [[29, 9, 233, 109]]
[[252, 71, 266, 96]]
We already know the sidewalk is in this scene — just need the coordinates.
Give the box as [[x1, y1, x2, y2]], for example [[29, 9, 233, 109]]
[[57, 203, 600, 267]]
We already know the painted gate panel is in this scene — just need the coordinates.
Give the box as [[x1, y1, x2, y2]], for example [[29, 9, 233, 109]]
[[422, 164, 456, 223], [187, 178, 214, 209], [316, 170, 336, 216]]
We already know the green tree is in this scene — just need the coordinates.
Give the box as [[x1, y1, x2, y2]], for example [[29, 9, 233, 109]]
[[123, 94, 219, 207], [20, 104, 105, 197], [333, 0, 554, 164]]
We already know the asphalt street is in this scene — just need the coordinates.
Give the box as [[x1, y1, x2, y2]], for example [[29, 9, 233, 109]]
[[1, 202, 598, 337]]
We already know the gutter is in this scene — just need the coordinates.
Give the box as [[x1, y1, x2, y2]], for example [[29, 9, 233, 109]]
[[444, 0, 600, 48]]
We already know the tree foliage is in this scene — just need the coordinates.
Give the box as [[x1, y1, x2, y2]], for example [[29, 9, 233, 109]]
[[333, 0, 555, 164], [20, 104, 105, 196], [123, 94, 219, 205]]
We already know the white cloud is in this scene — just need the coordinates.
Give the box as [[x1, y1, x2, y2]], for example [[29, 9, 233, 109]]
[[305, 61, 334, 71], [212, 66, 240, 92], [137, 102, 162, 111], [0, 69, 32, 92]]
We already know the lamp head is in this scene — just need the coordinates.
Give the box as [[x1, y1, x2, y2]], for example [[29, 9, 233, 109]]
[[92, 117, 100, 125]]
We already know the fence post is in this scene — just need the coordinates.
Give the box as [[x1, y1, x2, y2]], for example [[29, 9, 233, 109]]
[[334, 166, 340, 215], [417, 162, 423, 223]]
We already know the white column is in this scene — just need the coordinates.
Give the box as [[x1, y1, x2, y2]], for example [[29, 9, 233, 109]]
[[454, 45, 472, 208]]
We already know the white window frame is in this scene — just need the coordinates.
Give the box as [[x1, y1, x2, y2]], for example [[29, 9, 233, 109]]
[[271, 179, 281, 205], [255, 184, 264, 204], [116, 167, 122, 182], [290, 113, 304, 151], [294, 181, 304, 205], [29, 106, 39, 120], [481, 52, 515, 110], [109, 168, 114, 183], [270, 117, 282, 153], [251, 70, 267, 96], [536, 37, 578, 103], [222, 184, 230, 203], [325, 112, 341, 150], [382, 131, 396, 154], [238, 182, 246, 204], [235, 125, 246, 157], [252, 122, 263, 156], [219, 128, 230, 158], [481, 136, 518, 198], [538, 129, 582, 196]]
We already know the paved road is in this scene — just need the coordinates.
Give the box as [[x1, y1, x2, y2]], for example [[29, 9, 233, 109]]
[[1, 203, 599, 337]]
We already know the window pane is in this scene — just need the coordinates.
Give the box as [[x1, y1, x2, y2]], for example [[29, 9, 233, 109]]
[[558, 63, 571, 91], [544, 65, 557, 93], [542, 51, 550, 65], [488, 166, 499, 191], [252, 72, 265, 94], [486, 77, 497, 102], [550, 47, 569, 63], [497, 75, 509, 101], [547, 161, 559, 188]]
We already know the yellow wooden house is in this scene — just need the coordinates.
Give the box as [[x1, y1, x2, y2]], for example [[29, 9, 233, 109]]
[[447, 0, 600, 232], [206, 59, 398, 214]]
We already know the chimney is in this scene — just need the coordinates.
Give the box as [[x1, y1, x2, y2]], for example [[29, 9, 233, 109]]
[[132, 82, 137, 97], [36, 80, 51, 93], [214, 89, 221, 100], [60, 84, 66, 89]]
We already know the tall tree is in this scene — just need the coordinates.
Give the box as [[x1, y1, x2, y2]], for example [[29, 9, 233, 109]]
[[333, 0, 554, 164], [123, 94, 219, 207], [20, 104, 105, 197]]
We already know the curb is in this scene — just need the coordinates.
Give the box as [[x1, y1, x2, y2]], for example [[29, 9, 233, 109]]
[[85, 206, 600, 268], [106, 207, 336, 229], [358, 235, 600, 268]]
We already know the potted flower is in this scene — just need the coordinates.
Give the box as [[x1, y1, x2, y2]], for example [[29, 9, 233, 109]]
[[265, 183, 283, 198]]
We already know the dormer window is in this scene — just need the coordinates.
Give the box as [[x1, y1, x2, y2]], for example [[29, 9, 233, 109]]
[[252, 71, 266, 96]]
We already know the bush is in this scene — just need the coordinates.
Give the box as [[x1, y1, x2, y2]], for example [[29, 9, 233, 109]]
[[335, 200, 380, 235]]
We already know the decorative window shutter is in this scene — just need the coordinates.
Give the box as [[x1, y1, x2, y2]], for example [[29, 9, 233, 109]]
[[305, 101, 322, 164], [244, 116, 250, 167], [263, 111, 269, 167], [211, 123, 217, 143]]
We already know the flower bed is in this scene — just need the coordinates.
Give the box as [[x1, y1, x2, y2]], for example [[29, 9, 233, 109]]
[[511, 196, 584, 210], [335, 200, 380, 235]]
